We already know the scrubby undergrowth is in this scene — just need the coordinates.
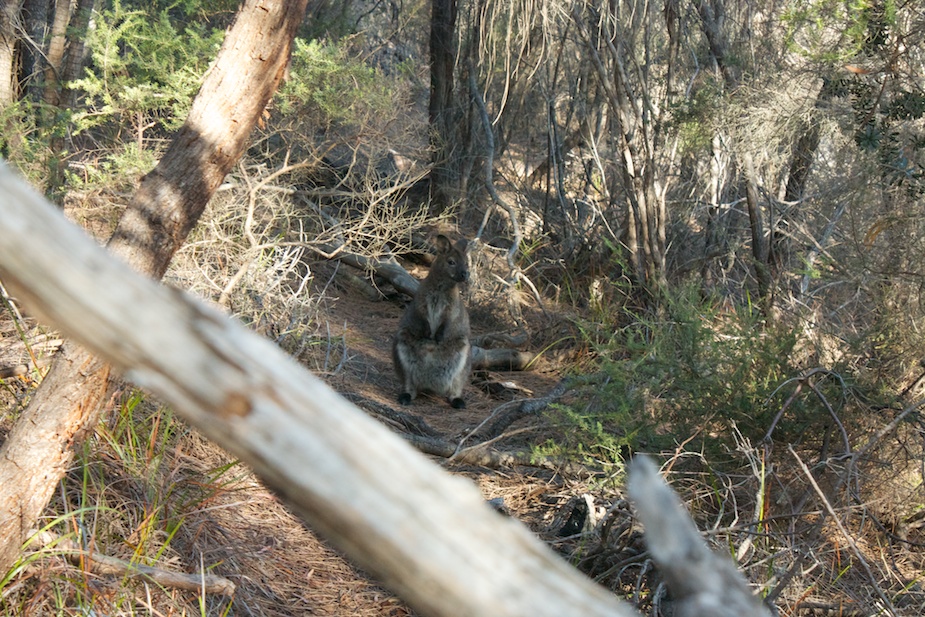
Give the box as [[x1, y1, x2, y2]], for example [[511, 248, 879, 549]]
[[3, 0, 925, 615]]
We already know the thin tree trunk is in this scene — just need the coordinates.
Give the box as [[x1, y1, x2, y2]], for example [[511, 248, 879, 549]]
[[21, 0, 47, 101], [0, 0, 19, 106], [40, 0, 68, 106], [700, 133, 730, 290], [791, 80, 839, 298], [743, 151, 771, 299], [59, 0, 93, 109], [428, 0, 458, 210], [0, 0, 308, 575], [778, 80, 835, 285], [45, 0, 94, 200]]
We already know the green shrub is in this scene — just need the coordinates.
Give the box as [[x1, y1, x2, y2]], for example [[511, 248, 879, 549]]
[[554, 285, 809, 458], [0, 99, 63, 189], [275, 38, 405, 133], [70, 0, 225, 139]]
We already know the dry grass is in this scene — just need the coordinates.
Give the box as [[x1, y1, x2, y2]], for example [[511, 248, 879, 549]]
[[0, 384, 407, 616]]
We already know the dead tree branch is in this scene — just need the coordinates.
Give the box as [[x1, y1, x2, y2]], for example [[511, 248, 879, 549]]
[[0, 160, 636, 617], [480, 378, 572, 439], [627, 456, 773, 617], [29, 531, 236, 595], [311, 240, 421, 297], [403, 433, 587, 474], [471, 346, 537, 371], [789, 446, 898, 616]]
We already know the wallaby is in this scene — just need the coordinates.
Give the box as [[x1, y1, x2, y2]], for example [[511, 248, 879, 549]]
[[392, 234, 471, 408]]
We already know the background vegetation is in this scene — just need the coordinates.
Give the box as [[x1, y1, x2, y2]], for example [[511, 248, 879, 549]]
[[2, 0, 925, 615]]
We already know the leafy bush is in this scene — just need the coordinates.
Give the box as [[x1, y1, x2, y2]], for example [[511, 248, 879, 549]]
[[0, 99, 63, 189], [552, 285, 808, 458], [70, 0, 225, 139], [275, 38, 409, 134]]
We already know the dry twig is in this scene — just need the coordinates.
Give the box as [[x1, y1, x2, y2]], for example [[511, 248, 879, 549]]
[[29, 531, 235, 595], [788, 446, 898, 617]]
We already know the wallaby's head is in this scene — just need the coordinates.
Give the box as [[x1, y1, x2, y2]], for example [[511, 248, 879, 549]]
[[432, 234, 470, 284]]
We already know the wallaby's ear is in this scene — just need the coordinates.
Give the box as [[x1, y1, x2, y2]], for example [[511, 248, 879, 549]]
[[434, 234, 452, 253], [456, 238, 470, 254]]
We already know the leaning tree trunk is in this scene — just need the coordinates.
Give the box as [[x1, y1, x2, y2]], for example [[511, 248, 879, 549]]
[[0, 0, 308, 575]]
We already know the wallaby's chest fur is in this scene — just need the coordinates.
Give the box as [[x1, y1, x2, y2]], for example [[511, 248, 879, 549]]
[[392, 235, 472, 408], [419, 283, 460, 340]]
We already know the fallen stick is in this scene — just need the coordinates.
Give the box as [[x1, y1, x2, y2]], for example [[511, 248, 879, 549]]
[[29, 531, 236, 596]]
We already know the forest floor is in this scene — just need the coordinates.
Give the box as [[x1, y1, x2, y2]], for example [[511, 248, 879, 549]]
[[3, 212, 924, 616], [0, 243, 628, 616]]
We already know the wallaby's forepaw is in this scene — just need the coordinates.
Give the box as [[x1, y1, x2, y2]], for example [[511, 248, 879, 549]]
[[450, 397, 466, 409], [398, 392, 413, 405]]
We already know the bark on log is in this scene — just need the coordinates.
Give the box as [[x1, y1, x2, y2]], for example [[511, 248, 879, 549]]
[[471, 346, 536, 371], [0, 162, 637, 617], [0, 0, 308, 575], [312, 240, 421, 298], [405, 433, 589, 475]]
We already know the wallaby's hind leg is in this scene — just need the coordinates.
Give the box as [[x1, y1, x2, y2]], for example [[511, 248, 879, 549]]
[[393, 340, 417, 405], [445, 346, 470, 409]]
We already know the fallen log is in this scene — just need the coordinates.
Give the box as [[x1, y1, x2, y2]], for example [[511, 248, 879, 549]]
[[471, 345, 537, 371]]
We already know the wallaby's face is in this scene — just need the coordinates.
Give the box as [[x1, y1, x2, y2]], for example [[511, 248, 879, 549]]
[[431, 235, 469, 285]]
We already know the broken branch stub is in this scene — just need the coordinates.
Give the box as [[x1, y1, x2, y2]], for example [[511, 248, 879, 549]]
[[628, 456, 773, 617]]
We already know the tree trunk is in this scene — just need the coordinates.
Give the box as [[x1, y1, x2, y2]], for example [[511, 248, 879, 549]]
[[60, 0, 94, 110], [44, 0, 94, 200], [743, 151, 771, 300], [0, 0, 308, 576], [40, 0, 69, 106], [21, 0, 47, 101], [0, 0, 18, 106], [428, 0, 458, 210]]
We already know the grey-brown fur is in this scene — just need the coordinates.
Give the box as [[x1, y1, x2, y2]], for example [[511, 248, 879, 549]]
[[392, 234, 471, 408]]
